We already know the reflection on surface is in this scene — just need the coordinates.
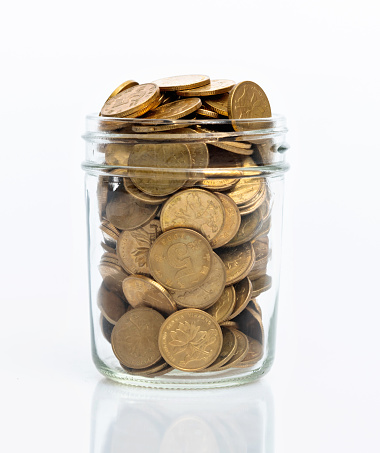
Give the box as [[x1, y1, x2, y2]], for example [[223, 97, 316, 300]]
[[91, 380, 274, 453]]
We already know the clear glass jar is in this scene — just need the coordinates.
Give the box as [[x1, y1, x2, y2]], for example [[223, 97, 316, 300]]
[[82, 115, 288, 389]]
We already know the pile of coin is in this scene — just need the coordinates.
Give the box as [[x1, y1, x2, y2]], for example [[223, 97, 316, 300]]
[[96, 75, 275, 377]]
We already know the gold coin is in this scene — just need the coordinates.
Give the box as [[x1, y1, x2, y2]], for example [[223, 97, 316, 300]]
[[111, 307, 165, 369], [250, 274, 272, 298], [220, 320, 238, 328], [105, 191, 158, 231], [250, 299, 262, 317], [203, 93, 229, 116], [197, 178, 239, 191], [117, 219, 161, 275], [161, 188, 225, 243], [152, 74, 210, 92], [158, 308, 223, 371], [170, 253, 226, 309], [209, 193, 241, 248], [196, 107, 219, 118], [100, 220, 120, 246], [144, 98, 202, 120], [236, 305, 264, 344], [124, 93, 162, 118], [100, 241, 115, 253], [120, 358, 168, 375], [122, 274, 177, 316], [100, 251, 119, 266], [101, 83, 160, 117], [247, 260, 267, 281], [227, 81, 272, 131], [98, 261, 128, 297], [211, 141, 253, 155], [145, 366, 173, 377], [228, 277, 252, 319], [225, 209, 263, 247], [252, 237, 269, 262], [104, 143, 133, 166], [167, 128, 209, 172], [177, 79, 235, 97], [206, 285, 236, 323], [206, 327, 238, 370], [128, 143, 191, 196], [97, 176, 109, 220], [252, 215, 271, 240], [226, 177, 264, 206], [131, 123, 191, 133], [100, 314, 114, 343], [238, 183, 267, 216], [106, 80, 139, 101], [235, 337, 263, 368], [123, 178, 168, 205], [149, 228, 213, 291], [217, 329, 249, 370], [216, 242, 255, 285]]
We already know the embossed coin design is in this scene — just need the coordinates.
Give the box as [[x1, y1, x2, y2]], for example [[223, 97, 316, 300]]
[[149, 228, 213, 290], [228, 277, 252, 319], [144, 98, 202, 120], [210, 193, 241, 248], [217, 242, 255, 285], [97, 282, 127, 325], [98, 261, 128, 296], [206, 285, 236, 323], [111, 307, 165, 369], [152, 74, 210, 91], [203, 92, 229, 116], [225, 209, 263, 247], [106, 80, 139, 101], [206, 327, 238, 370], [158, 308, 223, 371], [217, 329, 249, 370]]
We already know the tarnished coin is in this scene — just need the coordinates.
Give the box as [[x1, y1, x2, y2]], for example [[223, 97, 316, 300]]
[[106, 80, 139, 101], [128, 143, 191, 196], [250, 274, 272, 298], [160, 188, 225, 243], [210, 193, 241, 248], [117, 219, 161, 275], [158, 308, 223, 371], [236, 305, 264, 345], [225, 209, 263, 247], [98, 261, 128, 297], [216, 242, 255, 285], [228, 277, 252, 320], [104, 143, 133, 166], [227, 81, 272, 131], [177, 79, 235, 97], [149, 228, 213, 290], [105, 191, 158, 230], [112, 307, 165, 369], [206, 286, 236, 323], [144, 98, 202, 119], [152, 74, 210, 92], [226, 177, 264, 206], [100, 314, 114, 343], [122, 274, 176, 316], [101, 83, 160, 117], [204, 93, 229, 116], [217, 329, 249, 370], [235, 337, 263, 368], [123, 178, 168, 205], [206, 327, 238, 370], [170, 253, 226, 309]]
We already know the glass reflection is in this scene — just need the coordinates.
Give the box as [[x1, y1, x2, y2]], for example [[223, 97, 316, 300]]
[[91, 380, 274, 453]]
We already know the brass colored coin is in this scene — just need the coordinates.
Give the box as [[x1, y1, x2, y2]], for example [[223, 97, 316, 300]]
[[149, 228, 213, 290], [177, 79, 235, 97], [236, 305, 264, 344], [161, 189, 225, 243], [120, 358, 168, 376], [227, 178, 264, 206], [123, 178, 168, 205], [170, 253, 226, 309], [211, 142, 253, 155], [167, 128, 209, 172], [98, 262, 128, 297], [144, 98, 202, 120], [122, 275, 177, 316], [206, 327, 238, 370], [247, 261, 267, 281], [197, 178, 239, 192], [196, 107, 219, 118], [252, 237, 269, 262], [250, 274, 272, 298], [97, 176, 109, 220], [216, 242, 255, 285], [112, 307, 165, 369], [145, 366, 173, 377], [105, 143, 133, 166], [106, 80, 139, 101], [152, 74, 210, 92], [220, 321, 238, 328], [238, 183, 267, 216], [105, 191, 158, 231], [235, 337, 263, 368], [204, 93, 229, 116], [117, 219, 161, 275], [128, 143, 191, 196], [252, 215, 272, 240], [101, 83, 160, 117], [100, 252, 119, 266], [100, 220, 120, 246], [228, 277, 252, 319], [158, 308, 223, 371], [250, 299, 262, 317], [131, 123, 191, 133], [100, 314, 114, 343], [100, 241, 115, 253], [206, 286, 236, 323], [124, 93, 162, 118], [217, 329, 249, 370], [209, 193, 241, 248], [227, 81, 272, 131], [225, 209, 263, 248]]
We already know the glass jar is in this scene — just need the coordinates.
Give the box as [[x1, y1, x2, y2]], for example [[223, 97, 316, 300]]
[[82, 114, 288, 389]]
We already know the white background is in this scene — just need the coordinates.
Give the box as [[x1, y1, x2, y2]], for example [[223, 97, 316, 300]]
[[1, 1, 380, 452]]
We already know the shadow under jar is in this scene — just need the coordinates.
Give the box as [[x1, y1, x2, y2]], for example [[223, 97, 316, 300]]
[[82, 115, 289, 389]]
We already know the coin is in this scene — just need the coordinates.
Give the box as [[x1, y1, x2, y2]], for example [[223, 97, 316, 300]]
[[98, 262, 128, 296], [121, 358, 168, 375], [128, 143, 191, 196], [197, 177, 239, 191], [161, 188, 225, 243], [206, 327, 238, 370], [100, 241, 115, 253], [97, 176, 109, 220], [252, 237, 269, 261], [209, 193, 241, 248], [228, 277, 252, 319], [177, 79, 235, 97], [104, 143, 133, 166], [220, 320, 238, 328], [100, 251, 119, 266], [250, 299, 262, 317], [206, 285, 236, 323], [144, 98, 202, 119], [100, 220, 119, 246], [131, 123, 191, 133], [203, 93, 229, 116], [236, 305, 264, 344], [167, 127, 209, 171], [226, 177, 264, 206], [235, 337, 263, 367], [158, 308, 223, 371], [112, 307, 165, 369], [211, 141, 253, 155], [217, 329, 249, 370], [196, 107, 219, 118], [216, 242, 255, 285], [106, 80, 139, 101], [152, 74, 210, 92], [105, 191, 158, 231], [117, 219, 161, 275], [149, 228, 213, 290], [101, 83, 160, 117], [100, 314, 114, 343], [123, 178, 168, 205], [224, 209, 263, 247], [250, 274, 272, 298], [122, 274, 177, 316], [247, 261, 267, 281], [170, 253, 226, 309]]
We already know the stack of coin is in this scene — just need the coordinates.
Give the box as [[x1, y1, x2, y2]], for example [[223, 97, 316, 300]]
[[95, 75, 275, 376]]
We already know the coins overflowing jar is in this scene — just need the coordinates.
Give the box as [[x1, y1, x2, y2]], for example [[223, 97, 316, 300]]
[[82, 75, 289, 389]]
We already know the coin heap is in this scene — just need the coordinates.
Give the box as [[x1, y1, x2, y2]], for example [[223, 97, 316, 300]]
[[96, 75, 274, 377]]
